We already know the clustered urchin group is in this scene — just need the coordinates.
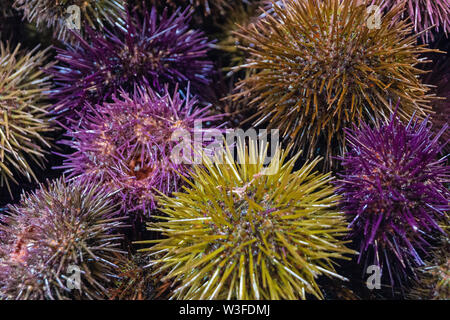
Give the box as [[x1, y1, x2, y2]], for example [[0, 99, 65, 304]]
[[336, 112, 449, 287], [0, 0, 449, 301], [0, 42, 54, 192], [59, 85, 221, 218]]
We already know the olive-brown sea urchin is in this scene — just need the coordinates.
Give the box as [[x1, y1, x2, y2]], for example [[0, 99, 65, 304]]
[[215, 1, 261, 78], [0, 42, 54, 192], [141, 141, 354, 299], [233, 0, 435, 166], [109, 252, 156, 300], [0, 178, 126, 300]]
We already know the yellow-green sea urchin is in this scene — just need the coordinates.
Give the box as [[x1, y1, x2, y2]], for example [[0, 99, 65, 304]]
[[140, 141, 354, 299], [0, 42, 54, 193]]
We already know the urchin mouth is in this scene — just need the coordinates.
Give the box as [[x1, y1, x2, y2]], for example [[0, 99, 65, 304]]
[[130, 163, 155, 181]]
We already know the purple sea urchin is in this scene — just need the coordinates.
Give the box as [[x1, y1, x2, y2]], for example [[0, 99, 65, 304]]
[[375, 0, 450, 43], [0, 42, 54, 193], [140, 141, 354, 299], [336, 113, 449, 287], [13, 0, 126, 41], [48, 6, 213, 124], [0, 178, 125, 300], [233, 0, 436, 167], [59, 85, 220, 218]]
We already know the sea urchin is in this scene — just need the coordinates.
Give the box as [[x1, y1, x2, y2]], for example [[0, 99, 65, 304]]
[[0, 177, 125, 300], [140, 141, 354, 299], [233, 0, 435, 166], [336, 112, 449, 287], [59, 85, 221, 218], [410, 240, 450, 299], [48, 6, 213, 124]]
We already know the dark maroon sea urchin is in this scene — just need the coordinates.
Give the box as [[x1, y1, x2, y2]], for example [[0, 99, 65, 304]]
[[58, 85, 221, 218], [336, 112, 449, 288], [48, 6, 214, 125]]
